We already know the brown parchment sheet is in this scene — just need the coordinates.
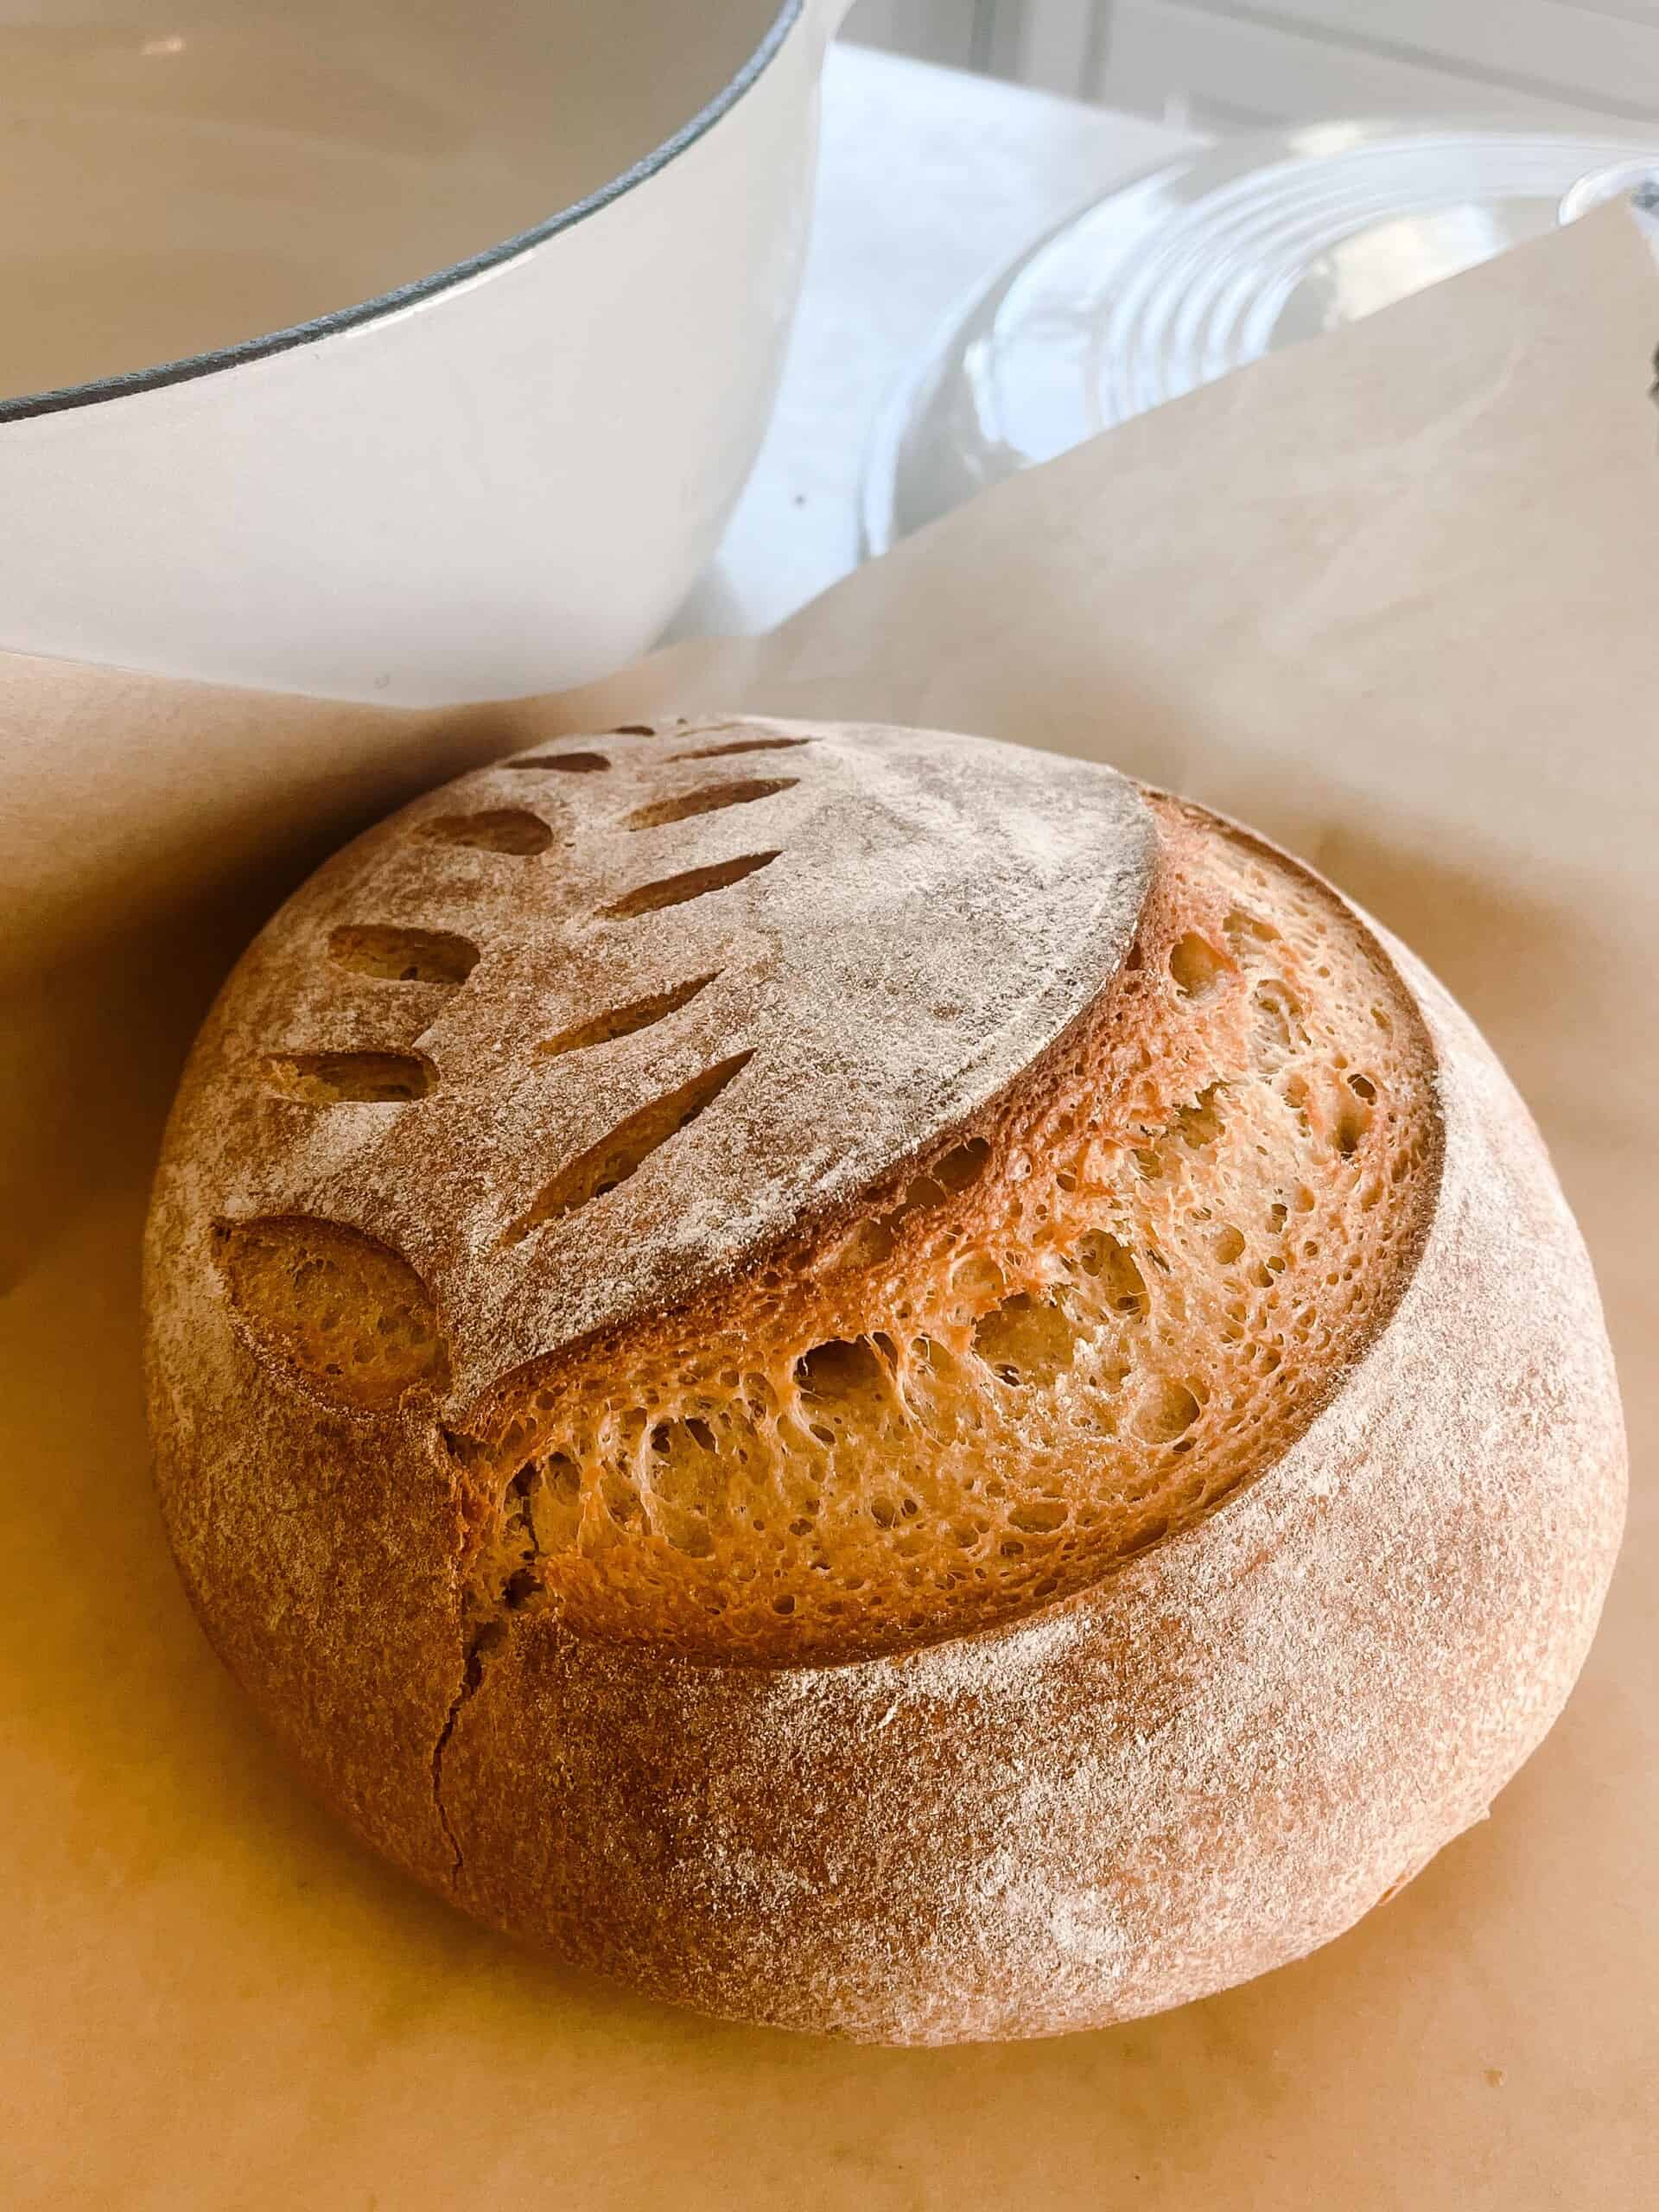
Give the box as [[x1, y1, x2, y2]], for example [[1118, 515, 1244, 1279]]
[[3, 206, 1656, 2209]]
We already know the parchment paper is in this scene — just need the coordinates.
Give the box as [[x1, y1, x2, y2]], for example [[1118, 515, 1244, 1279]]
[[4, 206, 1656, 2209]]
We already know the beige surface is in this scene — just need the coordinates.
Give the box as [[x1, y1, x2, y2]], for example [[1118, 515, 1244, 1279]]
[[3, 207, 1656, 2202]]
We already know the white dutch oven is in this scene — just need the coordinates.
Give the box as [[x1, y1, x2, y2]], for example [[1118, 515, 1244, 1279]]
[[0, 0, 850, 702]]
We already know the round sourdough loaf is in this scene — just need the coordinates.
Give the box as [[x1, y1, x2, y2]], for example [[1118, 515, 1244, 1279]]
[[143, 717, 1625, 2044]]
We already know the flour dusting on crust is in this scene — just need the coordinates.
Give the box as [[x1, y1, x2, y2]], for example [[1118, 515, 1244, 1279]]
[[183, 720, 1154, 1395]]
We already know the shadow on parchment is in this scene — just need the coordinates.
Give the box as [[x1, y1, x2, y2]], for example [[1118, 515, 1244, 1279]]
[[0, 697, 554, 1294]]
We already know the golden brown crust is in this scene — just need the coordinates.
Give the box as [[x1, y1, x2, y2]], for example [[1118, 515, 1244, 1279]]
[[157, 716, 1155, 1408], [447, 793, 1442, 1665], [143, 721, 1625, 2044]]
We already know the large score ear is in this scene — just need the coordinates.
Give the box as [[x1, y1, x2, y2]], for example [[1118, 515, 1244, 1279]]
[[181, 720, 1159, 1403], [211, 1216, 450, 1414]]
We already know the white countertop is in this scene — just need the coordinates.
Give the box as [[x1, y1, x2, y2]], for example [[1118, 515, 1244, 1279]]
[[673, 43, 1201, 639]]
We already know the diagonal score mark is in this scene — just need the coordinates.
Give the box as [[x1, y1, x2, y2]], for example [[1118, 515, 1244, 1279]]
[[504, 751, 609, 773], [599, 850, 779, 919], [503, 1052, 754, 1245], [625, 778, 798, 832], [260, 1050, 434, 1104], [417, 809, 553, 855], [668, 735, 811, 762], [539, 974, 716, 1059], [327, 924, 480, 984]]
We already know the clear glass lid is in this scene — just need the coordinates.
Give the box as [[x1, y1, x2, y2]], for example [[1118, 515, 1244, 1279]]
[[862, 121, 1659, 554]]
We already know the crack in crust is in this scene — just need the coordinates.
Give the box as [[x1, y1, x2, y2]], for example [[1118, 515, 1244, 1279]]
[[429, 1452, 549, 1878]]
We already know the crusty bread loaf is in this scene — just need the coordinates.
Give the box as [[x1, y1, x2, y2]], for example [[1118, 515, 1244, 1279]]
[[143, 718, 1625, 2044]]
